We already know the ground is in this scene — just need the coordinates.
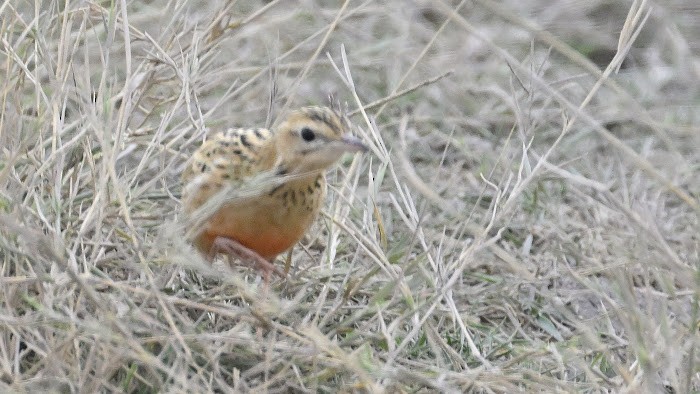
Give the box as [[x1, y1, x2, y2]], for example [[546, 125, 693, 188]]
[[0, 0, 698, 392]]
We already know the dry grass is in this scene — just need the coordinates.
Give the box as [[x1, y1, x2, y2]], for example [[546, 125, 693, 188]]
[[1, 0, 699, 392]]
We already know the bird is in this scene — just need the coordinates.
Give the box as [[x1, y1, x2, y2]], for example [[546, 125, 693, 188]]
[[181, 106, 368, 281]]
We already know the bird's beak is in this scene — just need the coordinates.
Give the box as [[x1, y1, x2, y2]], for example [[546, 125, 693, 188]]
[[339, 134, 369, 153]]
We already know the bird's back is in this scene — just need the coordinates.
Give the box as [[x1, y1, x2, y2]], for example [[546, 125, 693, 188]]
[[182, 127, 275, 210]]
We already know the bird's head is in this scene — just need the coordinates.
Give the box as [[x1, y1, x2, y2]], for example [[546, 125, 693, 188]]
[[273, 106, 368, 174]]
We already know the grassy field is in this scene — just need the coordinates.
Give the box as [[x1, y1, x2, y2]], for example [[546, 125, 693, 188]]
[[1, 0, 698, 392]]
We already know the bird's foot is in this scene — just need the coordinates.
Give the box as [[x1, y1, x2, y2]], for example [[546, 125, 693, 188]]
[[209, 237, 285, 282]]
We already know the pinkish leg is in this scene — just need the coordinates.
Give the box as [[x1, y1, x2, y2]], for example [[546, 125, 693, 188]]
[[209, 237, 284, 282]]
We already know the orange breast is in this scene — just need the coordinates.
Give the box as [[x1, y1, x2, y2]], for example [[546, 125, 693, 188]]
[[196, 226, 304, 261], [194, 192, 319, 261]]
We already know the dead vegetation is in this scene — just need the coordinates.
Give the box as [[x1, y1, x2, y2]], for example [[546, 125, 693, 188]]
[[1, 0, 698, 392]]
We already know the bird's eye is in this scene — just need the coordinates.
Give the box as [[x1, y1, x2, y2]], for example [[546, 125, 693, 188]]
[[301, 127, 316, 142]]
